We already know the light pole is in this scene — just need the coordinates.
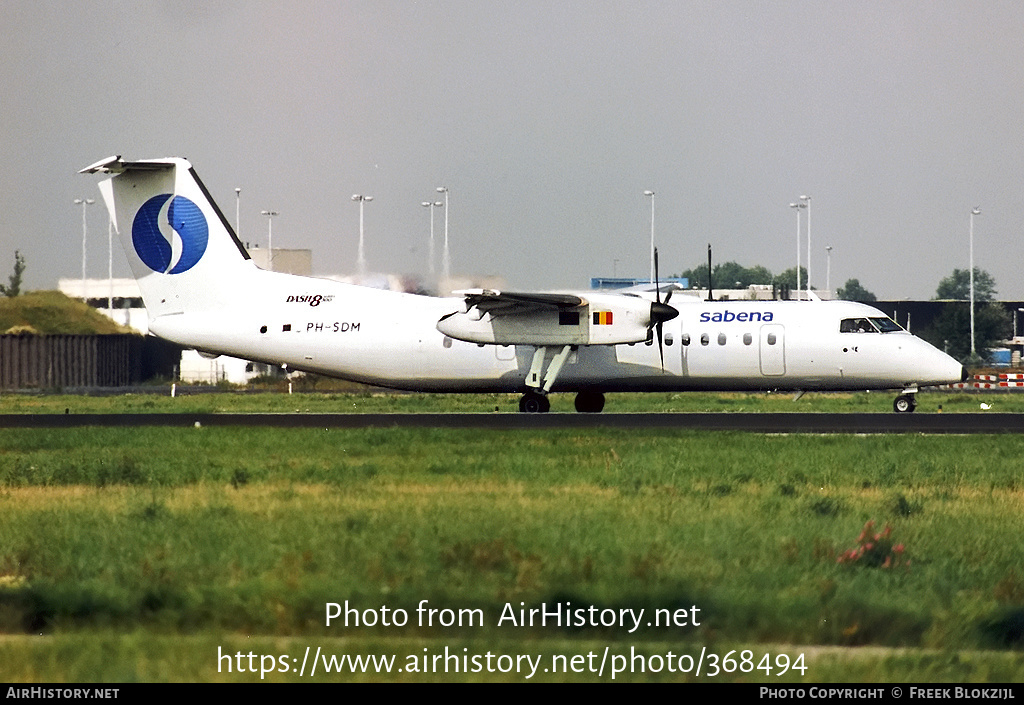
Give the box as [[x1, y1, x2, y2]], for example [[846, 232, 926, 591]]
[[789, 202, 806, 299], [801, 194, 811, 297], [825, 245, 833, 295], [644, 190, 655, 282], [436, 187, 449, 287], [969, 206, 981, 359], [421, 200, 442, 278], [107, 220, 113, 310], [260, 209, 279, 271], [351, 195, 372, 276], [74, 198, 95, 301], [235, 188, 241, 239]]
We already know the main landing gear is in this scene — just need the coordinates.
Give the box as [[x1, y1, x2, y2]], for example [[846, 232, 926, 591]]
[[519, 391, 550, 413], [515, 344, 604, 413], [517, 390, 606, 413], [574, 390, 605, 413]]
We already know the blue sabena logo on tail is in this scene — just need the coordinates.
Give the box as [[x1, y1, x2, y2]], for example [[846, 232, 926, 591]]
[[132, 194, 209, 274]]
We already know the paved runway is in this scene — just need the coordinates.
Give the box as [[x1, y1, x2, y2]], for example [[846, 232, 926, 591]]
[[2, 412, 1024, 433]]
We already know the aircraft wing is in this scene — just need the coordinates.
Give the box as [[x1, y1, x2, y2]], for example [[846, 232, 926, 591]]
[[604, 282, 685, 296], [455, 289, 584, 317]]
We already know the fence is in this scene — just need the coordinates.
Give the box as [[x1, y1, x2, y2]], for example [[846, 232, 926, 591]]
[[943, 373, 1024, 390], [0, 334, 144, 389]]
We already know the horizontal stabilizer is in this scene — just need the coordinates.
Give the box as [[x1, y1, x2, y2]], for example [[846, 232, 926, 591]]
[[78, 156, 179, 174]]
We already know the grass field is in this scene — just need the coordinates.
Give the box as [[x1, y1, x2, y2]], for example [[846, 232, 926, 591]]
[[0, 391, 1022, 682], [4, 387, 1024, 414]]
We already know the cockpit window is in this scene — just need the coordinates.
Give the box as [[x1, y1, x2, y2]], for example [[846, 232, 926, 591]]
[[870, 317, 903, 333], [839, 317, 904, 333], [840, 318, 876, 333]]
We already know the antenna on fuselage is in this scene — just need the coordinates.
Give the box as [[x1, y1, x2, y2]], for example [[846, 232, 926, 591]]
[[707, 244, 714, 302]]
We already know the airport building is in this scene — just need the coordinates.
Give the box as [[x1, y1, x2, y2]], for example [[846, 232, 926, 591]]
[[590, 277, 833, 302]]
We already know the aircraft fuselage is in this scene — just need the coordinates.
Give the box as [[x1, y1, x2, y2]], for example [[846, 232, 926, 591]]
[[148, 268, 962, 395]]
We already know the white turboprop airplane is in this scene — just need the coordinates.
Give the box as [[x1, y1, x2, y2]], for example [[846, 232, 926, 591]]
[[80, 156, 967, 413]]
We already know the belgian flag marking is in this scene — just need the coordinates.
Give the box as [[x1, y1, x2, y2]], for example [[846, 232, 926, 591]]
[[593, 311, 613, 325]]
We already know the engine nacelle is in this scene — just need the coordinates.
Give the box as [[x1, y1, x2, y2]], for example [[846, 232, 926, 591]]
[[436, 293, 676, 346]]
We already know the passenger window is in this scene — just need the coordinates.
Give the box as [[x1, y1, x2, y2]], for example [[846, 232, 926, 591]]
[[767, 333, 776, 345], [665, 333, 674, 346], [681, 333, 690, 346], [743, 333, 752, 345], [717, 333, 727, 346], [701, 333, 710, 346]]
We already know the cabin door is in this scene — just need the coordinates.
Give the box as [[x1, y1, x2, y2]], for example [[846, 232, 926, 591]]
[[759, 324, 786, 376]]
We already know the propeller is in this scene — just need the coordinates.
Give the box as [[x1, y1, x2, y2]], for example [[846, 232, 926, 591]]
[[650, 248, 679, 372]]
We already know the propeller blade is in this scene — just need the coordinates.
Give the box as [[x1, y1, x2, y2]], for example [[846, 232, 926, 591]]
[[654, 247, 661, 304], [657, 320, 665, 371], [652, 247, 672, 372]]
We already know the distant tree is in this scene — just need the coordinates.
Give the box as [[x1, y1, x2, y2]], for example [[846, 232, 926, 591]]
[[709, 261, 746, 289], [935, 268, 997, 302], [676, 261, 775, 290], [836, 278, 877, 303], [773, 266, 809, 291], [920, 301, 1010, 363], [745, 264, 774, 288], [0, 250, 25, 297], [674, 265, 704, 288]]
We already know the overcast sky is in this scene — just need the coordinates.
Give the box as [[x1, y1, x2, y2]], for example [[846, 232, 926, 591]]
[[3, 1, 1023, 299]]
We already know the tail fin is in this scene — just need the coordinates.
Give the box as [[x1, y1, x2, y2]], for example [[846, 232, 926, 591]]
[[80, 156, 255, 319]]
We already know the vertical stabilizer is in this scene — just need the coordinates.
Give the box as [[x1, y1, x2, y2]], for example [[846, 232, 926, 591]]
[[80, 157, 254, 319]]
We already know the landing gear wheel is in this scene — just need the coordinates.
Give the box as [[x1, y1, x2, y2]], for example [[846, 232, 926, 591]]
[[574, 391, 606, 413], [519, 391, 550, 413], [893, 394, 917, 413]]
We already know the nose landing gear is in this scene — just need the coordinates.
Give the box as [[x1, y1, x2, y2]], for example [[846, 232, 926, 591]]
[[893, 393, 918, 413]]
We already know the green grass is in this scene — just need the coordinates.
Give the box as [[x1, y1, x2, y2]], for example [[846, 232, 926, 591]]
[[0, 423, 1022, 681], [2, 389, 1021, 414], [0, 291, 133, 335]]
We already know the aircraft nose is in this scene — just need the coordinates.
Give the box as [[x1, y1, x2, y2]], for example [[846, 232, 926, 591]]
[[650, 301, 678, 324], [913, 340, 969, 387], [932, 352, 969, 386]]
